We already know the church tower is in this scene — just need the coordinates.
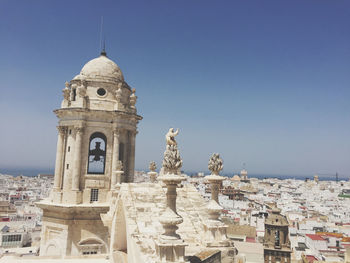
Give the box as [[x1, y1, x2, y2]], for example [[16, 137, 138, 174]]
[[37, 51, 142, 257], [263, 208, 292, 263]]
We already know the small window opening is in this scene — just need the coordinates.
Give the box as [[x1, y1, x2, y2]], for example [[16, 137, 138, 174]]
[[69, 129, 72, 135], [90, 189, 99, 202], [97, 88, 106, 96], [66, 164, 69, 169], [83, 251, 98, 255], [275, 230, 280, 247], [87, 132, 107, 174], [119, 143, 124, 161], [68, 146, 70, 152], [72, 88, 76, 101]]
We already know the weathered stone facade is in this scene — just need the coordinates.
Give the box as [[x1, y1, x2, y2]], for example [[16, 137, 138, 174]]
[[37, 51, 142, 257], [263, 208, 292, 263]]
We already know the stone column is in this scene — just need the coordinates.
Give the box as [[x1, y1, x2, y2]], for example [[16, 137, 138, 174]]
[[53, 126, 67, 191], [156, 128, 187, 263], [210, 177, 221, 203], [128, 130, 137, 183], [72, 127, 84, 191], [111, 128, 121, 188], [203, 153, 231, 248]]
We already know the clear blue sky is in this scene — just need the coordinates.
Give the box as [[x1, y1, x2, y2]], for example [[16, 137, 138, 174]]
[[0, 0, 349, 177]]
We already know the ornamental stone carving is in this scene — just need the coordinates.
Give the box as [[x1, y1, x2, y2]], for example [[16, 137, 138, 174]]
[[149, 161, 157, 172], [208, 153, 223, 175], [74, 127, 84, 135], [116, 160, 123, 171], [162, 145, 182, 175], [162, 128, 182, 175], [157, 128, 187, 262], [57, 126, 67, 135], [129, 88, 137, 108], [115, 84, 123, 102], [63, 87, 70, 101], [166, 128, 179, 146]]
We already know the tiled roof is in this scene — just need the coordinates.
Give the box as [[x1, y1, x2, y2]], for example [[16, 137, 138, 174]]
[[306, 234, 325, 241]]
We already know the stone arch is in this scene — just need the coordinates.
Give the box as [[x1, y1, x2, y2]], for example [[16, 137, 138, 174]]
[[44, 239, 62, 257], [87, 132, 107, 174]]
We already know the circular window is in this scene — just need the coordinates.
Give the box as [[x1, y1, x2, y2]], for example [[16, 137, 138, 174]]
[[97, 88, 106, 96]]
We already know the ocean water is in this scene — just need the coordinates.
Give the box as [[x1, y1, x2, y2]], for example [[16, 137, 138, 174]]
[[187, 172, 348, 182], [0, 167, 54, 177], [0, 167, 347, 182]]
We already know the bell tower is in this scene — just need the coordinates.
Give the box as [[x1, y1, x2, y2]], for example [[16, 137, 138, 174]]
[[37, 51, 142, 257], [263, 208, 292, 263]]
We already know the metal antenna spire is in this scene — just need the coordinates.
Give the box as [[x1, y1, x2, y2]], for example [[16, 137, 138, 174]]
[[99, 16, 107, 56]]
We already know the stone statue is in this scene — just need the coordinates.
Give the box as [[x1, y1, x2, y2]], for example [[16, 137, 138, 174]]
[[129, 88, 137, 108], [115, 84, 123, 102], [116, 160, 123, 171], [149, 161, 157, 172], [162, 129, 182, 175], [77, 85, 86, 97], [62, 87, 70, 101], [208, 153, 223, 175], [165, 128, 179, 146]]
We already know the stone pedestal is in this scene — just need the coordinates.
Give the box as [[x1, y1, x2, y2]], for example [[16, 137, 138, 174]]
[[204, 174, 231, 247], [203, 200, 230, 247], [148, 171, 158, 183], [155, 240, 187, 263], [156, 174, 188, 263]]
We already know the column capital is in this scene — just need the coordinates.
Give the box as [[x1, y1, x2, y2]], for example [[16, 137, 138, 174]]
[[113, 127, 123, 136], [57, 126, 67, 135], [129, 130, 138, 136], [74, 126, 84, 134]]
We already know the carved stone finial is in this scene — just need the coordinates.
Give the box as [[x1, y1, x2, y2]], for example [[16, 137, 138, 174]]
[[165, 128, 179, 146], [162, 128, 182, 175], [162, 145, 182, 175], [115, 86, 122, 102], [65, 81, 70, 88], [63, 87, 70, 101], [116, 160, 123, 171], [149, 161, 157, 172], [129, 88, 137, 108], [208, 153, 223, 175]]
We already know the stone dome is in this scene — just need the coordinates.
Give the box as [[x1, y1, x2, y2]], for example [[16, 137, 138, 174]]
[[74, 53, 124, 83], [232, 175, 241, 181]]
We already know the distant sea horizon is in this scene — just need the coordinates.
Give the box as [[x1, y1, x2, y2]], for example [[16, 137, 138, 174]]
[[0, 167, 348, 182]]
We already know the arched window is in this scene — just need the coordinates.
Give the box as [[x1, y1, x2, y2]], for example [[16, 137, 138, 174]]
[[87, 132, 107, 174], [275, 230, 280, 247]]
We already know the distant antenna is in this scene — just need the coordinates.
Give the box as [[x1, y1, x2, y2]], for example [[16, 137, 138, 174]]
[[99, 16, 106, 56]]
